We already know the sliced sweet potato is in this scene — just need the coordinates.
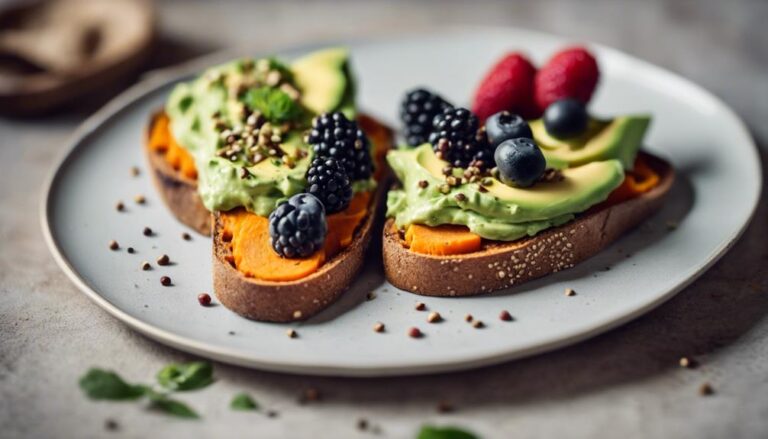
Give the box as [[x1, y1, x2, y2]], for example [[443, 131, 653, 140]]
[[605, 155, 661, 205], [405, 224, 482, 256], [222, 210, 325, 282], [148, 113, 197, 180]]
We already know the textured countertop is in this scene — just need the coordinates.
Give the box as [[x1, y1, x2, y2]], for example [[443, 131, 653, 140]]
[[2, 1, 767, 438]]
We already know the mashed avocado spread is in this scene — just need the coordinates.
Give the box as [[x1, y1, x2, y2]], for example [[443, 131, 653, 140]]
[[165, 48, 375, 216], [386, 114, 650, 242]]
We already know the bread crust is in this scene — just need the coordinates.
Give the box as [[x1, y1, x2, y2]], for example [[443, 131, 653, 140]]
[[144, 111, 211, 235], [382, 153, 675, 297]]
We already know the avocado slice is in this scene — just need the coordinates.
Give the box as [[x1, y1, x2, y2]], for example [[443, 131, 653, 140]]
[[531, 115, 651, 169], [291, 48, 354, 117]]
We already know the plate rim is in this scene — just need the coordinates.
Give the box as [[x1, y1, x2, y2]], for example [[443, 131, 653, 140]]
[[40, 26, 763, 377]]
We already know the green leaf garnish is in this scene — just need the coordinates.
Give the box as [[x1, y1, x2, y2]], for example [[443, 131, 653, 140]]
[[156, 362, 214, 391], [242, 87, 302, 123], [417, 425, 480, 439], [79, 369, 147, 400], [149, 396, 200, 419], [230, 392, 259, 411]]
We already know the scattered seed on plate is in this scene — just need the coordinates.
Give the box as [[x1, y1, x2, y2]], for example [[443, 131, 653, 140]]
[[301, 388, 321, 403], [679, 357, 697, 368], [357, 418, 369, 431], [292, 310, 303, 319], [160, 276, 172, 286], [108, 240, 119, 250], [472, 320, 484, 329], [115, 201, 125, 212], [286, 329, 298, 338], [156, 254, 170, 266], [143, 227, 153, 237], [427, 311, 442, 323], [408, 327, 423, 338], [415, 302, 426, 311], [699, 382, 714, 396], [198, 293, 211, 306], [182, 232, 192, 241], [134, 194, 146, 204], [127, 247, 135, 254], [130, 166, 140, 176], [565, 288, 576, 297], [499, 310, 513, 321], [373, 322, 385, 333], [436, 401, 454, 413], [465, 314, 473, 322], [141, 261, 151, 270], [266, 410, 279, 418]]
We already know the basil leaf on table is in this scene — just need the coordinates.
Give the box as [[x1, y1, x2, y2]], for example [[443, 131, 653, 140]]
[[417, 425, 480, 439], [230, 392, 259, 411], [78, 369, 147, 400], [156, 361, 214, 391], [149, 396, 200, 419]]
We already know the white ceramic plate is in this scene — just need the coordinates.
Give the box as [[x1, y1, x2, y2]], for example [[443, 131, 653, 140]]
[[42, 27, 761, 376]]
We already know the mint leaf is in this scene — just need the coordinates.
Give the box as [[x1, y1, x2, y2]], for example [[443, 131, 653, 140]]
[[417, 425, 480, 439], [156, 362, 213, 391], [79, 369, 146, 400], [242, 87, 301, 123], [149, 396, 200, 419], [230, 392, 259, 411]]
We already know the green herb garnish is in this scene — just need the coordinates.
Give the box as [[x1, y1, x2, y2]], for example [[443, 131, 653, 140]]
[[149, 395, 200, 419], [78, 369, 147, 400], [417, 425, 480, 439], [242, 87, 302, 123], [230, 392, 259, 411], [156, 361, 214, 391]]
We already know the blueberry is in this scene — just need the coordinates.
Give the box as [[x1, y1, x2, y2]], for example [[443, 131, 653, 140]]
[[485, 111, 533, 146], [543, 98, 588, 139], [493, 138, 546, 188]]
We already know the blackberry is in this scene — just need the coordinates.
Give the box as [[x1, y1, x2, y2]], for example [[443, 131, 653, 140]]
[[268, 193, 327, 258], [428, 107, 493, 169], [306, 112, 373, 181], [306, 157, 353, 214], [400, 88, 453, 147]]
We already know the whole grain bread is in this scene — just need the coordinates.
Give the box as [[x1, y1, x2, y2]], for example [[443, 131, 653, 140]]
[[382, 152, 674, 297]]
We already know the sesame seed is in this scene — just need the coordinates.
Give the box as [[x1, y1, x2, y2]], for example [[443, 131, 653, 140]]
[[373, 322, 385, 333], [108, 240, 119, 250], [408, 327, 422, 338], [427, 312, 442, 323], [357, 418, 369, 431], [499, 310, 513, 321], [679, 357, 697, 368], [134, 194, 146, 204], [415, 302, 426, 311], [292, 310, 303, 319], [497, 271, 506, 279], [156, 254, 170, 266], [286, 329, 298, 338], [160, 276, 172, 286], [565, 288, 576, 296]]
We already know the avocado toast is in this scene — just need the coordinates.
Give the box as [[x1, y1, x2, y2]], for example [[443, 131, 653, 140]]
[[384, 47, 674, 296], [145, 48, 393, 322]]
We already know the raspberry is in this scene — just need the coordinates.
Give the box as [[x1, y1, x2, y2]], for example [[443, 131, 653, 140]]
[[534, 46, 599, 112], [471, 53, 538, 122]]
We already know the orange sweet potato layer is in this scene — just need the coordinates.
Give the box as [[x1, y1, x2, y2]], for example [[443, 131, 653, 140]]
[[221, 192, 370, 282], [148, 113, 197, 179], [403, 155, 662, 256]]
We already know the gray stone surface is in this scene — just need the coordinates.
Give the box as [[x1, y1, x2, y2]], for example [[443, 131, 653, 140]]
[[1, 1, 767, 438]]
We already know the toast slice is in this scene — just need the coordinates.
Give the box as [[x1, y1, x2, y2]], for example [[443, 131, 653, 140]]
[[382, 152, 674, 297], [144, 111, 393, 321]]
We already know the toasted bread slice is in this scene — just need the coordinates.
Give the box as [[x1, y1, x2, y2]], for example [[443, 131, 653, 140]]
[[144, 110, 393, 321], [144, 111, 211, 235], [382, 153, 674, 297]]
